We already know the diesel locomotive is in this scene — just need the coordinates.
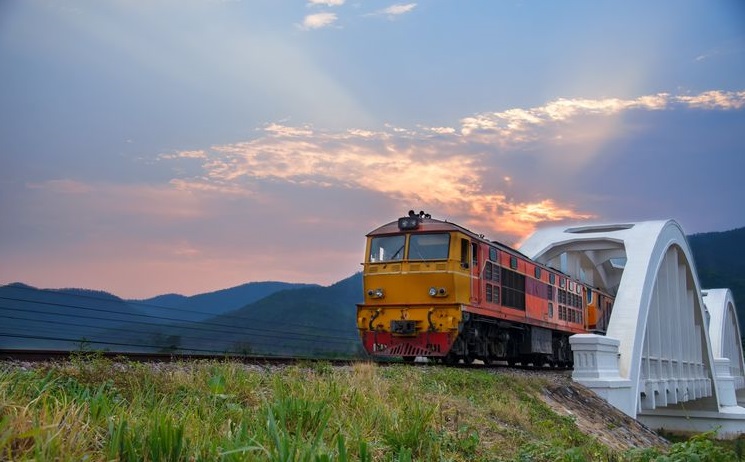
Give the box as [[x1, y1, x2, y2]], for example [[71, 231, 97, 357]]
[[356, 211, 614, 365]]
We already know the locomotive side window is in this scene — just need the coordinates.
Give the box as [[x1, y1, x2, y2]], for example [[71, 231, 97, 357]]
[[501, 267, 526, 310], [534, 267, 541, 279], [369, 235, 405, 262], [485, 262, 500, 282], [490, 262, 500, 282], [549, 273, 556, 285], [409, 233, 450, 260], [489, 247, 498, 261], [472, 242, 478, 267], [510, 256, 518, 269], [460, 239, 469, 268]]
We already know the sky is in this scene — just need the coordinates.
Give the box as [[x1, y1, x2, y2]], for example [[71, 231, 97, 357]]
[[1, 0, 744, 298]]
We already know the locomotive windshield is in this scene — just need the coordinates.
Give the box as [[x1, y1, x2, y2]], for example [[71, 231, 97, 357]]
[[369, 235, 405, 262], [408, 233, 450, 260]]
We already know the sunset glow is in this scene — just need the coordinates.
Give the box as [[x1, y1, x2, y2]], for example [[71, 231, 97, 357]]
[[1, 1, 743, 297]]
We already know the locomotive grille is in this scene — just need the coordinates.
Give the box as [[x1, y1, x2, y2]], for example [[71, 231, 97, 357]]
[[384, 343, 432, 357]]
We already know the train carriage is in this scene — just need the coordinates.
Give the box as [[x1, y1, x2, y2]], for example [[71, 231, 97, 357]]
[[356, 211, 614, 365]]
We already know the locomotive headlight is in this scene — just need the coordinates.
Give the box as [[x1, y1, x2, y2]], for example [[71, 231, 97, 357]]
[[397, 216, 420, 230], [367, 288, 385, 299], [429, 287, 448, 297]]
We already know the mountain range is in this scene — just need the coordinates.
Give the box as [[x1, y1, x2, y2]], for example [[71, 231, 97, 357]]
[[1, 226, 743, 356]]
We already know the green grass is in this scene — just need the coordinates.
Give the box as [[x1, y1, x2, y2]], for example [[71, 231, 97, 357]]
[[0, 355, 738, 461]]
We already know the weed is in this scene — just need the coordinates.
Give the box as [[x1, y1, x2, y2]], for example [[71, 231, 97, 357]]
[[145, 416, 189, 461]]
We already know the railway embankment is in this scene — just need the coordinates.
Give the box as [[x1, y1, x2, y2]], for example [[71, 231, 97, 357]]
[[1, 356, 736, 460]]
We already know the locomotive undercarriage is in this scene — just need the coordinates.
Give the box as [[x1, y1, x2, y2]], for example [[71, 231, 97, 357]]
[[439, 313, 574, 367]]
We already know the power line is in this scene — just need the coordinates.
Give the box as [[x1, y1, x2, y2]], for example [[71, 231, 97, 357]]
[[0, 333, 337, 358], [0, 307, 358, 347], [0, 296, 359, 344]]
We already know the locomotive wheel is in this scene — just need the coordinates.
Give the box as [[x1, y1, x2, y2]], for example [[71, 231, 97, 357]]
[[402, 356, 415, 363], [443, 353, 458, 365]]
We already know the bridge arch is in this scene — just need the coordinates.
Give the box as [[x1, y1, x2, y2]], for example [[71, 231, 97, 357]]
[[519, 221, 723, 418], [704, 289, 745, 392]]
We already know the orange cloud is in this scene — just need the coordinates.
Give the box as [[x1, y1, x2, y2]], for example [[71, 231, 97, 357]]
[[164, 122, 591, 240], [159, 89, 743, 241]]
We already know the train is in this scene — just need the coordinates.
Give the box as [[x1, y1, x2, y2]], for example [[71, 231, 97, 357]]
[[356, 211, 615, 365]]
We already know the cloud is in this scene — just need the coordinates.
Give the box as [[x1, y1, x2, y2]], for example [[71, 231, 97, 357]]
[[158, 150, 208, 160], [674, 90, 745, 109], [164, 123, 590, 238], [159, 89, 744, 241], [307, 0, 345, 6], [459, 93, 671, 139], [380, 3, 417, 16], [365, 3, 417, 19], [264, 123, 315, 137], [300, 12, 338, 30]]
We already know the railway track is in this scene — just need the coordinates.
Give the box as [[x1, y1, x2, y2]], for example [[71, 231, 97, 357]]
[[0, 349, 572, 375], [0, 349, 342, 365]]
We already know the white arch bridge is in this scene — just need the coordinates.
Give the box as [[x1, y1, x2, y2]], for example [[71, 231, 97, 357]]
[[519, 220, 745, 436]]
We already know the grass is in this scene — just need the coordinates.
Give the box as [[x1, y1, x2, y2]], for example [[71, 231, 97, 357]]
[[0, 354, 739, 461]]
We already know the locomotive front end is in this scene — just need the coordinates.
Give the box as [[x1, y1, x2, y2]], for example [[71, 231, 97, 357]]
[[356, 213, 468, 360]]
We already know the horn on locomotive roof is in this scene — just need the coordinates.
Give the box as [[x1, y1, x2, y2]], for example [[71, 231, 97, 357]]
[[408, 210, 432, 219]]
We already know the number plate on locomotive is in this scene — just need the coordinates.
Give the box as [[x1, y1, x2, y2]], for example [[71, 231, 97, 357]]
[[391, 320, 416, 335]]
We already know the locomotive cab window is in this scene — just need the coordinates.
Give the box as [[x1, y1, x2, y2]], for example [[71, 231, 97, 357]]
[[369, 235, 405, 262], [408, 233, 450, 260]]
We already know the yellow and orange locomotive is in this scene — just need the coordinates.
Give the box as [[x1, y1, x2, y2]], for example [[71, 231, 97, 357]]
[[356, 211, 614, 365]]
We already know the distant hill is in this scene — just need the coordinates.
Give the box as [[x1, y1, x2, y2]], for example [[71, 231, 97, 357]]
[[0, 283, 146, 351], [125, 273, 364, 357], [0, 280, 319, 352], [130, 281, 319, 322], [688, 226, 745, 328]]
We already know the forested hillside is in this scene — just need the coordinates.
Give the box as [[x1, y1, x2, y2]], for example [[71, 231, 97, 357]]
[[688, 226, 745, 327]]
